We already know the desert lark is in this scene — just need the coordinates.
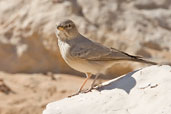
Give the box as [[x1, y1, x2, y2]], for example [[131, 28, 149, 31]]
[[55, 19, 157, 97]]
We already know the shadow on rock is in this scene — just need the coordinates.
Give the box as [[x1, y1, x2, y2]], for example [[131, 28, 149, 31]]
[[98, 70, 140, 94]]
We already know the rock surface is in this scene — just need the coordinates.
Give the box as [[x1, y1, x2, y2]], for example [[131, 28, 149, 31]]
[[0, 0, 171, 77], [43, 65, 171, 114]]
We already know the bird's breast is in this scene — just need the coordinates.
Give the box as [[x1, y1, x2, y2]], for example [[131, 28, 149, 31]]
[[58, 39, 71, 60], [58, 39, 110, 74]]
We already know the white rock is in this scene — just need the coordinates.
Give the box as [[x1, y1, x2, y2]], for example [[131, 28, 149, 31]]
[[43, 65, 171, 114]]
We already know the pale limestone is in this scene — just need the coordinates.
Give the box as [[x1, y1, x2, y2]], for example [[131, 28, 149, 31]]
[[43, 65, 171, 114]]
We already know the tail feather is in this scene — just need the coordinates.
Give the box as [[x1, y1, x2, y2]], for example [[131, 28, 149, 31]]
[[110, 47, 143, 59], [94, 47, 157, 65], [127, 53, 157, 65], [130, 58, 157, 65], [117, 49, 157, 65]]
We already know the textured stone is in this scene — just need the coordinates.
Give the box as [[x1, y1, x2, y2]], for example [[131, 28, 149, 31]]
[[43, 65, 171, 114]]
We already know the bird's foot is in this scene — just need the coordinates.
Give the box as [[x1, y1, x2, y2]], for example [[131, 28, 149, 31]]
[[68, 87, 95, 97], [68, 90, 81, 97], [68, 85, 102, 97], [82, 86, 96, 93]]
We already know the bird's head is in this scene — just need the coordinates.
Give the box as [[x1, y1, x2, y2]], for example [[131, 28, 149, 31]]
[[56, 19, 79, 41]]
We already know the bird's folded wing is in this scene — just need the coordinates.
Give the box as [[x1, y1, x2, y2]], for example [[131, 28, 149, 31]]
[[70, 39, 139, 61]]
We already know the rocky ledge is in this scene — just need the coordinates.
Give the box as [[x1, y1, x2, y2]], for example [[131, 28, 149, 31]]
[[43, 65, 171, 114]]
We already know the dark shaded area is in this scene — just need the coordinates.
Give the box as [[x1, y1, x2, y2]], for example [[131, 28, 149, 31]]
[[98, 70, 140, 94]]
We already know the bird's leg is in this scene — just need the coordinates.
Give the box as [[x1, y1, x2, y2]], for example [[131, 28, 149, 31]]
[[78, 73, 92, 92], [68, 73, 92, 97], [84, 74, 100, 93]]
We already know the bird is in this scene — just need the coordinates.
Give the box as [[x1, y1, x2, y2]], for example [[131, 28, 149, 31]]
[[55, 19, 157, 97]]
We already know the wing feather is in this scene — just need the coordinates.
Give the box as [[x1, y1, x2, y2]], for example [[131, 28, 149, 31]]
[[69, 35, 135, 61]]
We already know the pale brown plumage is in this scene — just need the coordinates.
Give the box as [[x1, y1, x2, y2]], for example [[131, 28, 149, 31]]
[[56, 19, 157, 97]]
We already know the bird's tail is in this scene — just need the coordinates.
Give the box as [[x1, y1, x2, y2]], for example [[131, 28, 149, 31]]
[[110, 47, 157, 65], [130, 58, 157, 65]]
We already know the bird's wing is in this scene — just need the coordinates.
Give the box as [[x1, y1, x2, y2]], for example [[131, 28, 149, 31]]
[[69, 36, 138, 61]]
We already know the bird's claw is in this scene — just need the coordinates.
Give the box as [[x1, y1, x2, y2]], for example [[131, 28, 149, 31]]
[[68, 90, 81, 97], [68, 87, 97, 97], [82, 86, 96, 93]]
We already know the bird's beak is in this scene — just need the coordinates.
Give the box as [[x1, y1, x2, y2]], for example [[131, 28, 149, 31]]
[[57, 25, 64, 31]]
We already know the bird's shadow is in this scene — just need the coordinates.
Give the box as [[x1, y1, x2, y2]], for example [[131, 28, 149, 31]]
[[97, 70, 140, 94]]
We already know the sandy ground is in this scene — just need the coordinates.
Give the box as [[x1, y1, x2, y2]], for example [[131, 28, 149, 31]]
[[0, 72, 106, 114]]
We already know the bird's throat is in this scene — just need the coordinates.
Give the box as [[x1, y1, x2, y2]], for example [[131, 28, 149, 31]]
[[57, 31, 79, 41]]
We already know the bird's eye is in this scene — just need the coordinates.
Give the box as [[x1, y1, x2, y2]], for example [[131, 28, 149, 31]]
[[68, 24, 71, 27]]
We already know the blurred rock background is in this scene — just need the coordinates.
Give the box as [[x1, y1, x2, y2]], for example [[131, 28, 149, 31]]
[[1, 0, 171, 76], [0, 0, 171, 114]]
